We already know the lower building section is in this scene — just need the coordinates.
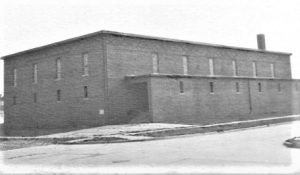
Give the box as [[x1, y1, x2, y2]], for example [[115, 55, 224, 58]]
[[4, 102, 105, 136], [3, 82, 106, 136], [127, 74, 300, 125]]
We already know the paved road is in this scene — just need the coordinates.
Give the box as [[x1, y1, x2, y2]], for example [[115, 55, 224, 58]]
[[1, 122, 300, 174]]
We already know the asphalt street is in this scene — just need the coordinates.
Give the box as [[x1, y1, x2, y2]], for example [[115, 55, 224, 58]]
[[1, 122, 300, 174]]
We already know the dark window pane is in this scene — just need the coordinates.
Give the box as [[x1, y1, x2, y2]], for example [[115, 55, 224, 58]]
[[210, 82, 214, 93], [179, 81, 184, 93], [258, 82, 262, 92], [34, 93, 37, 103], [84, 86, 88, 98], [13, 96, 16, 105], [57, 90, 61, 101], [236, 82, 240, 93]]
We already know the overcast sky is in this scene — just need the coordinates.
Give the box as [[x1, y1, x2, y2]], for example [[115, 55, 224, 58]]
[[1, 0, 299, 96]]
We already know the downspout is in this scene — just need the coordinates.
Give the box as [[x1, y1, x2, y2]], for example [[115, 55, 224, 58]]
[[247, 79, 252, 114]]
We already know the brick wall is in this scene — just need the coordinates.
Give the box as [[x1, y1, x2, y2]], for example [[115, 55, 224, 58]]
[[148, 76, 298, 124], [105, 35, 152, 123], [4, 35, 106, 134], [292, 80, 300, 114], [105, 34, 294, 124]]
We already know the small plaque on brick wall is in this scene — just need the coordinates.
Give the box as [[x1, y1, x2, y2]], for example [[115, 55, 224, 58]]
[[99, 109, 104, 115]]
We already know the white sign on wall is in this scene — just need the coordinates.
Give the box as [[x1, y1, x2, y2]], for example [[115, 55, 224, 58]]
[[99, 109, 104, 115]]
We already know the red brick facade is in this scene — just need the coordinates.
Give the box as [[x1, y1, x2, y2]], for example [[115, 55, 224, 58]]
[[2, 31, 300, 135]]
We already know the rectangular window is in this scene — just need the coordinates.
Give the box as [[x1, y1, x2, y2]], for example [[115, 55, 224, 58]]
[[56, 90, 61, 102], [182, 56, 188, 75], [152, 53, 159, 74], [296, 84, 299, 91], [33, 93, 37, 103], [82, 53, 89, 76], [278, 83, 281, 92], [55, 58, 61, 80], [210, 82, 214, 93], [13, 96, 16, 105], [209, 59, 214, 76], [13, 68, 17, 87], [258, 82, 262, 92], [33, 64, 37, 83], [236, 82, 240, 93], [232, 60, 238, 76], [179, 81, 184, 93], [270, 63, 275, 78], [252, 61, 257, 77], [84, 86, 88, 98]]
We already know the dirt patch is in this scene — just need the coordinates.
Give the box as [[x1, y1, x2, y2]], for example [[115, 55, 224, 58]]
[[7, 153, 48, 159], [0, 137, 85, 150], [0, 140, 52, 151], [112, 159, 130, 164], [57, 136, 129, 144]]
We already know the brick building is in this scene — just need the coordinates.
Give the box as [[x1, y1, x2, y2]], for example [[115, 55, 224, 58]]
[[2, 31, 300, 135]]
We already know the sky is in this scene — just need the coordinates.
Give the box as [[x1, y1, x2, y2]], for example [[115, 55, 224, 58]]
[[1, 0, 300, 96]]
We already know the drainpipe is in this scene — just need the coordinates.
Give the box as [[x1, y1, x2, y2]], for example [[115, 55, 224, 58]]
[[247, 79, 253, 114]]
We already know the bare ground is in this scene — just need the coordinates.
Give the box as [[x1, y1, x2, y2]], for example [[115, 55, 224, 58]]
[[0, 140, 52, 151]]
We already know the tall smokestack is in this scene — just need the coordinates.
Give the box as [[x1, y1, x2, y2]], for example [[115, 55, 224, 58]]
[[257, 34, 266, 50]]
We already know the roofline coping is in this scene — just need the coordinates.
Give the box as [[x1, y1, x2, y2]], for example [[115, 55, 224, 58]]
[[104, 31, 292, 56], [125, 74, 299, 81], [1, 30, 292, 60]]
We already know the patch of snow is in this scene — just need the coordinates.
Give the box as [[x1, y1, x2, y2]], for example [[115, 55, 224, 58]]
[[39, 123, 195, 138], [103, 134, 152, 140]]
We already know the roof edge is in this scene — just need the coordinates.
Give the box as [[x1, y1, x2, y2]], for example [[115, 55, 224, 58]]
[[1, 30, 107, 60], [103, 31, 292, 56], [125, 74, 297, 81], [1, 30, 292, 60]]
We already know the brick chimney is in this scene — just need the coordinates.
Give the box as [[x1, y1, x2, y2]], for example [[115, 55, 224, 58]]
[[257, 34, 266, 50]]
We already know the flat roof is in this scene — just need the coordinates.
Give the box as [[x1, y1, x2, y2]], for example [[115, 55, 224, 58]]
[[1, 30, 292, 60]]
